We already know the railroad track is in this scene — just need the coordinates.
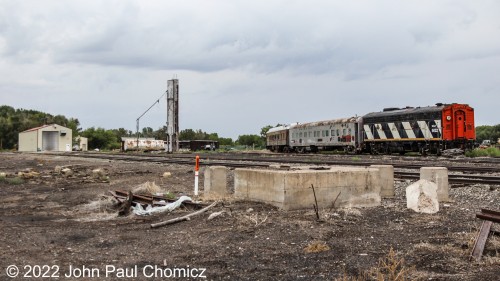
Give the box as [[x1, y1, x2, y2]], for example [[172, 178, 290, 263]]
[[32, 151, 500, 185], [86, 151, 500, 173], [394, 171, 500, 185]]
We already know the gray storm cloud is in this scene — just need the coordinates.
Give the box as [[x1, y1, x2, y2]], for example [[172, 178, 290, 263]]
[[0, 0, 499, 138]]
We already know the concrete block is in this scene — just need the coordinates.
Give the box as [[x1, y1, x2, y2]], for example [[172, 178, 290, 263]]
[[406, 179, 439, 214], [234, 169, 285, 206], [420, 167, 449, 202], [370, 165, 394, 198], [234, 167, 381, 210], [204, 166, 228, 196]]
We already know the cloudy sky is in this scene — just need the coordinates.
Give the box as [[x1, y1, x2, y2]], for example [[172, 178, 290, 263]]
[[1, 1, 499, 139]]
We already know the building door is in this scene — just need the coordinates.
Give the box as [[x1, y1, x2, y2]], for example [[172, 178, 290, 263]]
[[454, 111, 465, 139], [42, 131, 59, 151]]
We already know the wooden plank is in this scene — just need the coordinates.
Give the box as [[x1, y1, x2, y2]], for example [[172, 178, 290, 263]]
[[151, 201, 218, 228], [470, 220, 493, 261]]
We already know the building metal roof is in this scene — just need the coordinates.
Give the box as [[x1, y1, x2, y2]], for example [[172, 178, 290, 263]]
[[20, 124, 55, 133]]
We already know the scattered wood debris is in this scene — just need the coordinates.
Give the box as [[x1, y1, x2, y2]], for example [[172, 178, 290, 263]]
[[110, 190, 204, 210], [151, 201, 218, 228], [470, 208, 500, 261]]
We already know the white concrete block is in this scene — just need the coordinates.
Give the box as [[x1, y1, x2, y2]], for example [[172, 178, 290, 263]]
[[406, 179, 439, 214]]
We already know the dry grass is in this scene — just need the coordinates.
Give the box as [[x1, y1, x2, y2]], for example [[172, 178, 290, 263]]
[[237, 212, 268, 227], [304, 241, 330, 253], [132, 181, 163, 195], [413, 242, 463, 256], [78, 196, 117, 213], [336, 248, 418, 281]]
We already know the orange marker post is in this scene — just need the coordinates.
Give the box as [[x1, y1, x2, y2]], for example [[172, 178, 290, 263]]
[[194, 155, 200, 196]]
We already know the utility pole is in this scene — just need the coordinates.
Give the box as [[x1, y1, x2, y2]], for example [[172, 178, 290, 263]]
[[166, 79, 179, 153]]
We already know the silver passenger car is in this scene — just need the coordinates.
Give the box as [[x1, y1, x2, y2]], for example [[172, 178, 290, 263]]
[[289, 117, 362, 153]]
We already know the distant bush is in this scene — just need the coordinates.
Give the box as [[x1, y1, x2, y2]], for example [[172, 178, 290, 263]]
[[465, 147, 500, 157]]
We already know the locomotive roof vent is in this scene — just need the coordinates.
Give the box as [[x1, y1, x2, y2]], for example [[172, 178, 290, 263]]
[[405, 106, 413, 109], [383, 107, 400, 112], [435, 103, 443, 106]]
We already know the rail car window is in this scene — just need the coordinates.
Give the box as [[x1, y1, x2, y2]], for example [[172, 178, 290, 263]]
[[325, 130, 329, 137], [336, 129, 339, 136], [331, 130, 334, 136], [343, 129, 346, 136]]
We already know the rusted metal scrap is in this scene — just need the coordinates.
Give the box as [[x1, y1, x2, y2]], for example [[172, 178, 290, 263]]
[[470, 208, 500, 261]]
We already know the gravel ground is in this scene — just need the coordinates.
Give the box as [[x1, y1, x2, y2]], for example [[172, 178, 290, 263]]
[[0, 152, 498, 281]]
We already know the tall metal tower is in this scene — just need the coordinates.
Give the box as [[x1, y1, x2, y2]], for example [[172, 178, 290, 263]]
[[166, 79, 179, 153]]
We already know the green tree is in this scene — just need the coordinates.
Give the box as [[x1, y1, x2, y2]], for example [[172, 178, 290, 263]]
[[476, 125, 500, 143], [179, 129, 196, 140], [236, 134, 264, 148], [218, 137, 234, 146], [111, 128, 132, 142], [142, 127, 154, 138], [82, 127, 120, 150], [260, 125, 274, 139]]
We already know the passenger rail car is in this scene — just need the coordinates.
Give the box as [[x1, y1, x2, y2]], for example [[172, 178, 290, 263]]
[[289, 117, 362, 153], [362, 103, 475, 155], [266, 125, 290, 152]]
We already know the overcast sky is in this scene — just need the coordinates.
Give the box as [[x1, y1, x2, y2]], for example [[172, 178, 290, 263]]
[[1, 1, 499, 139]]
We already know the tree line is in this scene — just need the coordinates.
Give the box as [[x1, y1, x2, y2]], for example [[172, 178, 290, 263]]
[[476, 125, 500, 144], [0, 105, 267, 150]]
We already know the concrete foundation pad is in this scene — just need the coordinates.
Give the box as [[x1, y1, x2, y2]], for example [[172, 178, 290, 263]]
[[370, 165, 394, 198], [420, 167, 449, 202], [234, 167, 381, 210]]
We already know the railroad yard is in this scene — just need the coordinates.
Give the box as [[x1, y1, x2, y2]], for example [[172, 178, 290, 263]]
[[0, 152, 499, 280]]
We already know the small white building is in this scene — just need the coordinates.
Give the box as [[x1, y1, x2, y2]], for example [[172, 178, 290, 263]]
[[18, 124, 73, 152], [75, 136, 88, 151]]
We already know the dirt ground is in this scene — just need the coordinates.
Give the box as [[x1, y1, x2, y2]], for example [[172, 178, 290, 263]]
[[0, 152, 498, 281]]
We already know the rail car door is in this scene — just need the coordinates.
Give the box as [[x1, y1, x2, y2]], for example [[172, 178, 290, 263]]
[[454, 110, 465, 139]]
